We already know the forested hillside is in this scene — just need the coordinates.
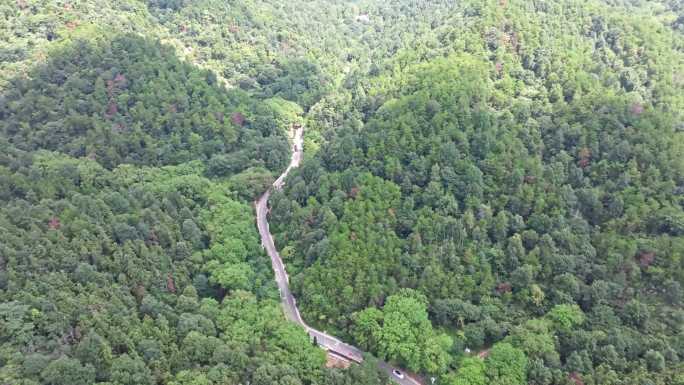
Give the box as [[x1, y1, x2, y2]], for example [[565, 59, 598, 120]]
[[1, 0, 683, 385], [0, 2, 386, 385], [269, 0, 684, 384]]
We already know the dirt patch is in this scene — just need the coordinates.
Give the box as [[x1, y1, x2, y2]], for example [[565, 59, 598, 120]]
[[326, 352, 352, 369]]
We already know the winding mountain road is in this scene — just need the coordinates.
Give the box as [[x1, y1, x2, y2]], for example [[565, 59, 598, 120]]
[[255, 125, 423, 385]]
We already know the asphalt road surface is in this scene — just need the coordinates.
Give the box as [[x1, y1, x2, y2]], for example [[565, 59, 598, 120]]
[[255, 126, 423, 385]]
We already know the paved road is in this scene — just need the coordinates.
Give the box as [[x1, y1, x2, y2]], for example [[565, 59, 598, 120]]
[[255, 126, 423, 385]]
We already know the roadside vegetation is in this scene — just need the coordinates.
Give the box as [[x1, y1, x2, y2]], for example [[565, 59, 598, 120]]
[[1, 1, 682, 385]]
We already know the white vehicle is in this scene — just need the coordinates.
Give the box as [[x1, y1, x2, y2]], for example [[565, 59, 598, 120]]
[[392, 369, 405, 379]]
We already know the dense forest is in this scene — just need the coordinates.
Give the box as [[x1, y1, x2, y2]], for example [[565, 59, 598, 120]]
[[1, 0, 683, 385], [0, 3, 386, 384], [270, 0, 684, 384]]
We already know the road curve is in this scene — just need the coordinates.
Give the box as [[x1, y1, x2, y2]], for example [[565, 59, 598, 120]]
[[255, 125, 423, 385]]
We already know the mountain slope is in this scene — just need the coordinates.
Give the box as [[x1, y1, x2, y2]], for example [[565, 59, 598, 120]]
[[1, 0, 683, 384], [270, 0, 684, 383]]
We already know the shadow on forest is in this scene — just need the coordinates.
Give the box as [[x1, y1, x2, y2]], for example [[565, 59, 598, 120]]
[[0, 33, 291, 172]]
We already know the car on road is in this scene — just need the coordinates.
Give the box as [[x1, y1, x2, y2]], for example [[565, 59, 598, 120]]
[[392, 369, 404, 379]]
